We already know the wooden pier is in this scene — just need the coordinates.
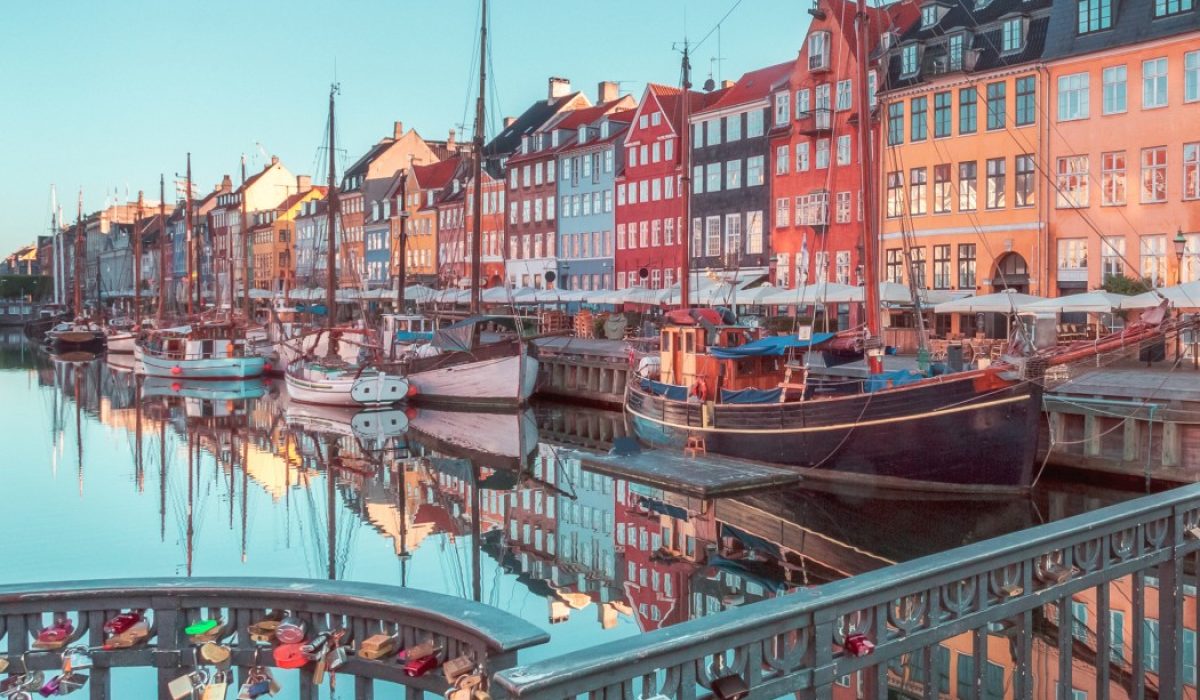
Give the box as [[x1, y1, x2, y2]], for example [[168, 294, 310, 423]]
[[532, 337, 636, 407]]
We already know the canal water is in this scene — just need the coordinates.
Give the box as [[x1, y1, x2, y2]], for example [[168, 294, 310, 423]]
[[0, 337, 1168, 697]]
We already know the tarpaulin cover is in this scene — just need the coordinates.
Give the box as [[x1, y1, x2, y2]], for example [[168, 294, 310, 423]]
[[709, 333, 835, 359], [719, 387, 783, 404], [640, 378, 688, 401], [432, 315, 520, 351], [720, 523, 782, 560], [638, 497, 689, 521], [865, 369, 925, 393], [395, 330, 434, 343]]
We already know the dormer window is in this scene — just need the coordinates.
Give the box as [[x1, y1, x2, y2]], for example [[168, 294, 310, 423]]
[[521, 135, 530, 154], [551, 129, 560, 147], [1154, 0, 1194, 18], [901, 44, 920, 76], [1078, 0, 1113, 32], [774, 91, 791, 125], [578, 125, 588, 143], [920, 4, 943, 27], [600, 120, 610, 138], [808, 31, 830, 71], [1001, 18, 1026, 53], [948, 33, 966, 70]]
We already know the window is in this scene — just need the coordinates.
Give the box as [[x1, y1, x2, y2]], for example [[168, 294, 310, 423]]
[[776, 145, 790, 175], [868, 70, 878, 107], [911, 96, 928, 141], [665, 218, 674, 246], [704, 216, 721, 257], [959, 244, 977, 288], [746, 109, 764, 137], [948, 33, 965, 71], [747, 211, 764, 254], [1103, 66, 1127, 114], [665, 175, 674, 199], [986, 82, 1006, 130], [986, 157, 1006, 209], [888, 102, 904, 145], [901, 44, 919, 76], [692, 165, 703, 194], [921, 4, 939, 27], [725, 214, 742, 259], [959, 88, 977, 133], [836, 135, 851, 166], [650, 179, 661, 201], [1155, 0, 1195, 17], [1143, 58, 1168, 108], [776, 198, 790, 228], [706, 163, 722, 192], [1016, 154, 1036, 207], [1102, 151, 1127, 205], [934, 164, 952, 213], [959, 161, 978, 211], [910, 168, 928, 215], [797, 192, 829, 226], [774, 92, 790, 125], [1101, 236, 1126, 278], [1059, 238, 1088, 273], [1143, 618, 1161, 674], [933, 244, 951, 289], [816, 139, 830, 169], [1186, 143, 1200, 200], [651, 219, 661, 246], [706, 118, 722, 146], [1001, 18, 1024, 53], [809, 31, 830, 71], [1142, 234, 1168, 285], [1185, 233, 1200, 282], [1188, 51, 1200, 103], [934, 91, 952, 137], [886, 171, 904, 218], [726, 160, 742, 189], [1016, 76, 1036, 125], [836, 191, 851, 223], [836, 79, 852, 111], [747, 156, 765, 186], [1079, 0, 1114, 32], [726, 114, 741, 142], [796, 142, 810, 171], [908, 247, 927, 287], [616, 224, 626, 250], [815, 83, 831, 129], [886, 248, 904, 284], [1141, 146, 1167, 203], [664, 138, 674, 160]]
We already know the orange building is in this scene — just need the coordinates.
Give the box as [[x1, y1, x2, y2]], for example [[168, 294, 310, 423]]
[[391, 157, 461, 286], [1044, 5, 1200, 293], [248, 179, 324, 293], [878, 0, 1054, 334]]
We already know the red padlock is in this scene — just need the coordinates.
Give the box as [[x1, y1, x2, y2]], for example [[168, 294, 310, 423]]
[[844, 633, 874, 657], [403, 654, 439, 677], [103, 610, 144, 636], [273, 643, 310, 669]]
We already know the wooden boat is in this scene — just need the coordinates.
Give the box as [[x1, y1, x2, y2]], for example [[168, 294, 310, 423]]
[[104, 317, 138, 354], [46, 320, 106, 353], [285, 355, 410, 406], [396, 316, 538, 408], [135, 323, 265, 379]]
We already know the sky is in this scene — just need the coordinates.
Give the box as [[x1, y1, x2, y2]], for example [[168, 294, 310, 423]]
[[0, 0, 810, 252]]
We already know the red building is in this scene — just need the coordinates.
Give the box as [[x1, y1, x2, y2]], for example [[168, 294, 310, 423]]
[[768, 0, 917, 295], [434, 163, 507, 288], [614, 84, 723, 290]]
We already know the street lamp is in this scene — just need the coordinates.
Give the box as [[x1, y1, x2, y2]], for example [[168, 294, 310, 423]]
[[1175, 228, 1188, 285]]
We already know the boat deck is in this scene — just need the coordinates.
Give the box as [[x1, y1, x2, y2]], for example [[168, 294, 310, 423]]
[[576, 448, 801, 498]]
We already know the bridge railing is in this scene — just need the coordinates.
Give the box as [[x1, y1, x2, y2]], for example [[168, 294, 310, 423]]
[[0, 577, 548, 699], [496, 483, 1200, 700]]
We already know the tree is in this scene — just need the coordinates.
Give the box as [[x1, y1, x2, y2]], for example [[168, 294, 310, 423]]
[[1101, 274, 1152, 296]]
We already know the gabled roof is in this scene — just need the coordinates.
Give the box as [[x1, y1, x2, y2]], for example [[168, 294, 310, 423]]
[[483, 92, 589, 159], [695, 61, 795, 115], [343, 140, 393, 183], [409, 157, 462, 193], [236, 161, 281, 195], [646, 83, 727, 134], [278, 187, 327, 213]]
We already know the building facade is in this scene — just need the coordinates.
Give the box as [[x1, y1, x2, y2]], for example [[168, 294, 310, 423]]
[[398, 158, 460, 286]]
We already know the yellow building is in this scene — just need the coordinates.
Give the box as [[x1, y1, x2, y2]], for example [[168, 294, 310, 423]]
[[394, 158, 462, 284], [249, 179, 325, 293]]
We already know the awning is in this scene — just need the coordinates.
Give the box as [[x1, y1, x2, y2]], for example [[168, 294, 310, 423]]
[[933, 289, 1046, 314], [709, 332, 835, 359]]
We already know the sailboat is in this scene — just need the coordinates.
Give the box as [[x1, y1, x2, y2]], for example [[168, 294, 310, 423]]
[[284, 85, 411, 407], [48, 191, 106, 354], [623, 16, 1172, 494]]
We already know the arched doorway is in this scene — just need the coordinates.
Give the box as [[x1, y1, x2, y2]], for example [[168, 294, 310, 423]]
[[992, 252, 1029, 293]]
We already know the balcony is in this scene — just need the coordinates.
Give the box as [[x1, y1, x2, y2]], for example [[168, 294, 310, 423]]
[[795, 108, 834, 136]]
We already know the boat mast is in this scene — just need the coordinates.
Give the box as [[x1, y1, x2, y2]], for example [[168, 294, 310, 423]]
[[50, 185, 61, 306], [241, 157, 251, 321], [134, 191, 144, 328], [325, 83, 340, 341], [469, 0, 487, 315], [854, 4, 883, 375], [396, 168, 408, 311], [158, 175, 167, 324], [74, 191, 83, 318], [186, 153, 196, 315], [679, 44, 692, 310]]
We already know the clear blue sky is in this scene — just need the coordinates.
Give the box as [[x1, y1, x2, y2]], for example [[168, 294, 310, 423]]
[[0, 0, 809, 252]]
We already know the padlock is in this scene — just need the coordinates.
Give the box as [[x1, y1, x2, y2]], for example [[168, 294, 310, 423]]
[[326, 645, 348, 671], [235, 667, 271, 700], [54, 671, 88, 695], [103, 620, 150, 650], [0, 657, 8, 674], [311, 654, 327, 686], [274, 615, 307, 644], [442, 655, 474, 683], [34, 618, 74, 650], [356, 633, 397, 660], [201, 670, 228, 700], [167, 670, 208, 700], [444, 676, 473, 700], [16, 672, 45, 692], [189, 619, 226, 645], [272, 643, 309, 670], [403, 654, 440, 678], [398, 638, 440, 661], [36, 674, 62, 697], [102, 610, 144, 636], [247, 620, 280, 644], [200, 642, 232, 669], [299, 631, 331, 659], [62, 646, 93, 673], [472, 691, 491, 700], [843, 633, 874, 657], [184, 618, 220, 637]]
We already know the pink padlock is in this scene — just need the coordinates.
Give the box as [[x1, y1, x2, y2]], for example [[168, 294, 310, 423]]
[[844, 633, 875, 657]]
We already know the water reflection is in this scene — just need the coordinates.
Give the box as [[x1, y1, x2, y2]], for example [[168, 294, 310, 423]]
[[4, 340, 1185, 693]]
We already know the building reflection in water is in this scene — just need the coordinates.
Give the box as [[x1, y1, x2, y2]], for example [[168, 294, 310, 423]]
[[28, 351, 1197, 697]]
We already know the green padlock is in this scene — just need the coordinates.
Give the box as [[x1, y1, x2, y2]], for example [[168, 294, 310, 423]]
[[184, 619, 220, 636]]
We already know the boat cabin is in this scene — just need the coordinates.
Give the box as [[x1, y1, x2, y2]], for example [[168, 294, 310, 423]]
[[381, 313, 437, 359]]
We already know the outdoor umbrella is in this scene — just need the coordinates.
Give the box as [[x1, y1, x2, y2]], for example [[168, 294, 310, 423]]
[[1019, 291, 1130, 314], [933, 289, 1045, 314]]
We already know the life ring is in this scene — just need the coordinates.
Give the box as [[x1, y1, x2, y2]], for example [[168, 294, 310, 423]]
[[690, 379, 708, 401]]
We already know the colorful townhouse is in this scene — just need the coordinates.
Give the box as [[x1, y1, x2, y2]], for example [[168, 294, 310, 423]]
[[769, 0, 918, 306], [395, 158, 460, 286], [1043, 2, 1200, 293], [209, 159, 296, 306], [497, 78, 593, 288], [878, 0, 1054, 336], [248, 176, 323, 293], [614, 84, 720, 290], [293, 197, 331, 286], [689, 61, 794, 280], [554, 89, 636, 291], [340, 122, 445, 289], [434, 163, 507, 288]]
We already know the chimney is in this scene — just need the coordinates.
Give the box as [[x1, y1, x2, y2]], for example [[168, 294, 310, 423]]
[[393, 121, 404, 140], [297, 175, 312, 192], [447, 128, 456, 150], [220, 174, 233, 192], [503, 116, 517, 128], [548, 76, 571, 102], [598, 81, 619, 103], [721, 79, 735, 89], [270, 155, 280, 166]]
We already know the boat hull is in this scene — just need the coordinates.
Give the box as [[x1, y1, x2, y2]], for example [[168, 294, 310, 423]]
[[285, 365, 407, 407], [49, 330, 106, 353], [409, 354, 539, 408], [106, 332, 136, 354], [136, 348, 266, 379], [626, 371, 1041, 493]]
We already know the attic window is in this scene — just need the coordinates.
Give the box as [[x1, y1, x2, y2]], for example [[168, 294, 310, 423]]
[[578, 125, 588, 143], [1078, 0, 1113, 32], [600, 121, 610, 138], [948, 33, 966, 70], [1001, 17, 1026, 53], [901, 44, 920, 76], [921, 4, 941, 27], [808, 31, 830, 72]]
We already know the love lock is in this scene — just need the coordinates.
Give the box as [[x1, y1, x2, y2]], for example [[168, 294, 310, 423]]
[[844, 633, 875, 657], [356, 633, 397, 661], [102, 610, 144, 636], [274, 614, 307, 645], [103, 620, 151, 650], [167, 670, 209, 700], [200, 670, 229, 700], [54, 672, 89, 696], [62, 646, 93, 673], [199, 642, 232, 670], [33, 618, 74, 650], [188, 619, 226, 645], [236, 666, 280, 699], [442, 655, 475, 684], [444, 675, 474, 700]]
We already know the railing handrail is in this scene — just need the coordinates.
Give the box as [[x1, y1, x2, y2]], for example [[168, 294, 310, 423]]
[[495, 482, 1200, 697], [0, 576, 549, 654]]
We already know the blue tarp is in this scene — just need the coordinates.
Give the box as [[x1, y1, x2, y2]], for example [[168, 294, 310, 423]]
[[865, 369, 925, 393], [709, 333, 836, 359], [640, 378, 688, 401], [719, 387, 783, 404], [395, 330, 434, 343], [638, 497, 689, 521]]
